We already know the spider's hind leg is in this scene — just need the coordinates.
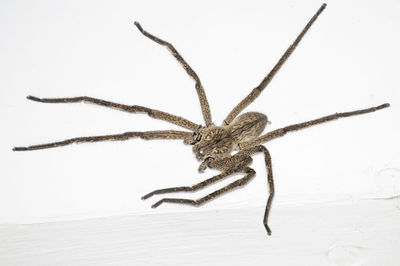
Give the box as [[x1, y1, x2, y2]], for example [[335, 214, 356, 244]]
[[141, 170, 233, 200], [148, 166, 255, 208], [142, 154, 253, 199]]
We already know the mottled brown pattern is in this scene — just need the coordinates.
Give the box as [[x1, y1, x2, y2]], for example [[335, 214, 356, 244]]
[[13, 3, 390, 236]]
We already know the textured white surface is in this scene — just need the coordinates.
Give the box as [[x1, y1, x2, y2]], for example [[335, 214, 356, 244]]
[[1, 200, 399, 266]]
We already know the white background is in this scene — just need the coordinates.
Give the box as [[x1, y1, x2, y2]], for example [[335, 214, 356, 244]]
[[0, 0, 399, 265]]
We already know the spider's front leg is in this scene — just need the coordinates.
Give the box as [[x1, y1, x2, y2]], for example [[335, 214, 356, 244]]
[[134, 21, 213, 126], [13, 130, 192, 151]]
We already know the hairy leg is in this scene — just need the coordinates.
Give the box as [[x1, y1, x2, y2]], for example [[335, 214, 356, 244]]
[[142, 171, 233, 200], [142, 156, 252, 199], [151, 167, 255, 208], [227, 145, 274, 235], [259, 145, 274, 235], [240, 103, 390, 148], [134, 22, 212, 126], [13, 130, 192, 151], [26, 95, 199, 131], [223, 3, 327, 125]]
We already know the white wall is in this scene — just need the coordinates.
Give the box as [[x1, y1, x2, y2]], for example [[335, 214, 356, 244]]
[[1, 0, 399, 224]]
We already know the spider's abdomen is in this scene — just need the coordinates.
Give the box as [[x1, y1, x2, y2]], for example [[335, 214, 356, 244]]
[[229, 112, 268, 147]]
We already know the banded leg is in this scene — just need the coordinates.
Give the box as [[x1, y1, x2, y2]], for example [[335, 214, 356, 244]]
[[151, 167, 256, 208], [259, 145, 274, 235], [224, 3, 327, 125], [26, 95, 199, 131], [231, 145, 274, 235], [142, 170, 233, 200], [240, 103, 390, 149], [134, 22, 213, 126], [13, 130, 192, 151], [142, 156, 252, 199]]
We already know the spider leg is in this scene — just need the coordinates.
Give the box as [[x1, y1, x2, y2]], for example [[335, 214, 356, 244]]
[[26, 95, 200, 131], [13, 130, 191, 151], [142, 171, 233, 199], [151, 166, 255, 208], [134, 22, 212, 126], [225, 145, 274, 235], [223, 3, 327, 125], [142, 156, 252, 199], [259, 146, 274, 235], [240, 103, 390, 148]]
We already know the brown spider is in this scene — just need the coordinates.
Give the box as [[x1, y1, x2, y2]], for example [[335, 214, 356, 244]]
[[13, 3, 389, 235]]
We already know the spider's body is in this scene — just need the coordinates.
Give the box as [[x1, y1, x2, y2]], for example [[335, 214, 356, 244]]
[[13, 3, 390, 235], [192, 112, 268, 162]]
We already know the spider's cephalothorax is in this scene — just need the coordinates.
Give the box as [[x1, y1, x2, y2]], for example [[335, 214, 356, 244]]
[[192, 125, 233, 161], [13, 3, 390, 236], [193, 112, 268, 160]]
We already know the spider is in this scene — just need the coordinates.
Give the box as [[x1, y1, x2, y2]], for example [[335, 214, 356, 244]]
[[13, 3, 389, 235]]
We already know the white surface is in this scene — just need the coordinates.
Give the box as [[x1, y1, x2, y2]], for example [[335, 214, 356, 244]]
[[1, 200, 399, 266], [0, 0, 399, 264]]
